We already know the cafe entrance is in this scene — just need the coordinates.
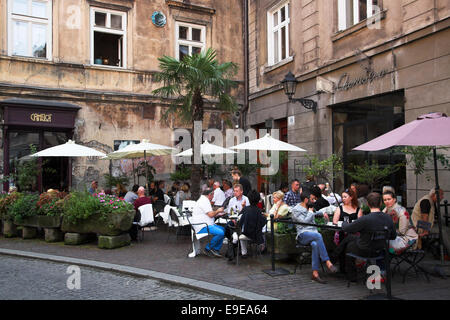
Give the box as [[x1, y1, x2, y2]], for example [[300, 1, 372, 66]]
[[331, 91, 407, 203], [1, 99, 80, 193]]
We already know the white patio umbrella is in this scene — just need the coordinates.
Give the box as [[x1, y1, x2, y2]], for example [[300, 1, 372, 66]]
[[104, 139, 176, 190], [230, 133, 306, 277], [30, 140, 106, 157], [174, 140, 237, 157], [230, 133, 306, 152], [30, 140, 106, 191]]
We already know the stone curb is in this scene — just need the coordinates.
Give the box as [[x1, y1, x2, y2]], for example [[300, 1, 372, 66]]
[[0, 248, 278, 301]]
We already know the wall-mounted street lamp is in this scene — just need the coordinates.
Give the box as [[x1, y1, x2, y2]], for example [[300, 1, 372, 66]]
[[281, 71, 317, 113]]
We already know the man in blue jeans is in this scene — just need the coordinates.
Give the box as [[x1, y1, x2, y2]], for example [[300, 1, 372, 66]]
[[292, 193, 337, 284], [190, 188, 225, 257]]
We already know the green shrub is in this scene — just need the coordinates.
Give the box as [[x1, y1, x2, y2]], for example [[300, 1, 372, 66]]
[[63, 191, 134, 225], [0, 192, 21, 220], [37, 191, 68, 216], [9, 193, 39, 223]]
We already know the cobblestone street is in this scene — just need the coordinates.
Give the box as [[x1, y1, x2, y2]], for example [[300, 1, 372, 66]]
[[0, 255, 226, 300]]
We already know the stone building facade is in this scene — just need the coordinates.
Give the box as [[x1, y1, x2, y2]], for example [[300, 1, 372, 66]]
[[245, 0, 450, 206], [0, 0, 245, 192]]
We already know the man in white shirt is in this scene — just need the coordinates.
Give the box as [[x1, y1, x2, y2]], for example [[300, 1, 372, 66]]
[[226, 184, 250, 214], [211, 181, 226, 207], [190, 188, 225, 257]]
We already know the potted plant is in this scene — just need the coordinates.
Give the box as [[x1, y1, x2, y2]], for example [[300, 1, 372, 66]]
[[36, 191, 67, 228], [61, 191, 134, 236], [9, 193, 39, 239], [0, 191, 21, 237]]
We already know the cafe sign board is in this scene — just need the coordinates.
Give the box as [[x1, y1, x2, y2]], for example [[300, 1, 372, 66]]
[[1, 99, 80, 129]]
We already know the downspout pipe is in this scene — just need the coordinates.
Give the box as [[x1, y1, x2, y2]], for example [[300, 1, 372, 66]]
[[241, 0, 249, 130]]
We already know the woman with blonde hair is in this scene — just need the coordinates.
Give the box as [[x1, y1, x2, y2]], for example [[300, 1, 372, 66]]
[[266, 190, 290, 232]]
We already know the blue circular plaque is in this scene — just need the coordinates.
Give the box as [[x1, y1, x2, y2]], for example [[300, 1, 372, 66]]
[[152, 11, 166, 27]]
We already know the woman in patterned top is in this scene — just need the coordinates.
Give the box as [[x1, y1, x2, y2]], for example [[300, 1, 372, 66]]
[[382, 190, 418, 253]]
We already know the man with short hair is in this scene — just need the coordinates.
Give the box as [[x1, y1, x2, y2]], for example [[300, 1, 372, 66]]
[[153, 180, 165, 202], [124, 184, 139, 204], [411, 188, 447, 251], [130, 187, 152, 241], [332, 192, 396, 281], [190, 188, 225, 257], [226, 184, 250, 214], [283, 179, 301, 207], [211, 181, 226, 207], [310, 185, 330, 211], [231, 169, 251, 196]]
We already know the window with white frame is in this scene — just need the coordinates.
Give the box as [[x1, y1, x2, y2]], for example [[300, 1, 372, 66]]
[[338, 0, 380, 31], [90, 7, 127, 67], [175, 22, 205, 61], [8, 0, 52, 59], [267, 1, 290, 66]]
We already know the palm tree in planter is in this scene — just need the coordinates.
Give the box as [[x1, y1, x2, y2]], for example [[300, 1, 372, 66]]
[[152, 48, 239, 200]]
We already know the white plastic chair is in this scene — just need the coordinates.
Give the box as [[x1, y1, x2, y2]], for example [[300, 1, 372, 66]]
[[132, 204, 155, 241], [182, 201, 211, 258]]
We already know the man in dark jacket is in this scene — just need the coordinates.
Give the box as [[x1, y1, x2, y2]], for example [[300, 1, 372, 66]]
[[238, 190, 267, 257], [231, 169, 251, 196], [332, 192, 396, 281], [310, 185, 330, 211]]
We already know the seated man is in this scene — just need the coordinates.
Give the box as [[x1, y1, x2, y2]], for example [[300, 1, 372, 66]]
[[411, 188, 445, 250], [124, 184, 139, 204], [331, 192, 396, 282], [310, 185, 330, 211], [226, 184, 250, 214], [130, 186, 152, 241], [190, 188, 225, 258], [211, 181, 226, 208], [238, 190, 267, 258], [292, 193, 336, 284]]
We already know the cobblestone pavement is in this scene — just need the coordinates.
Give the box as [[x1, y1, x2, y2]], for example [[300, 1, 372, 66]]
[[1, 227, 450, 300], [0, 255, 226, 300]]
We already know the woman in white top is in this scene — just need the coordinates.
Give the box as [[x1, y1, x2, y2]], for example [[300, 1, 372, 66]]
[[266, 191, 290, 232]]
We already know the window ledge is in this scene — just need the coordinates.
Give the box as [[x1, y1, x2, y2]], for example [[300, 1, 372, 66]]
[[332, 10, 387, 42], [264, 56, 294, 74]]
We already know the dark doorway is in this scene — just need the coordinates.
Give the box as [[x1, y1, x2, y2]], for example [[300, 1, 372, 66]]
[[332, 91, 407, 204]]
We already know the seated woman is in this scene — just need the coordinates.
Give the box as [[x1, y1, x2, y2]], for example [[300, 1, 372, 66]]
[[238, 190, 268, 258], [333, 188, 362, 244], [175, 183, 191, 209], [266, 191, 291, 233], [292, 193, 337, 284], [382, 190, 418, 253]]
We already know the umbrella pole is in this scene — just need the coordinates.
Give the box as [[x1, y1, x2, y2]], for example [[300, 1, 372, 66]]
[[433, 147, 445, 265], [145, 150, 149, 196], [132, 160, 136, 185]]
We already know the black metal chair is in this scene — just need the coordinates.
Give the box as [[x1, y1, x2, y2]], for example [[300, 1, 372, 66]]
[[166, 207, 190, 242], [152, 200, 166, 228], [391, 220, 431, 283], [345, 229, 388, 288]]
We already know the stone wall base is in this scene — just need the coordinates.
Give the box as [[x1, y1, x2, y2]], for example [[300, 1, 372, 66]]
[[64, 233, 95, 245], [45, 228, 64, 242], [98, 233, 131, 249], [22, 226, 38, 239]]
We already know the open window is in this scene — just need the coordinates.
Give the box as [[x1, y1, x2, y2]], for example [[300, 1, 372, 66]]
[[90, 7, 126, 67]]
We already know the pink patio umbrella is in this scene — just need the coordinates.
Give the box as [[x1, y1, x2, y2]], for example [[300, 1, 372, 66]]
[[354, 112, 450, 265]]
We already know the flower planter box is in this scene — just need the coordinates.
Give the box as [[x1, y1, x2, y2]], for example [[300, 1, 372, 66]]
[[61, 210, 134, 236], [266, 229, 337, 261], [266, 232, 300, 260], [38, 215, 62, 228]]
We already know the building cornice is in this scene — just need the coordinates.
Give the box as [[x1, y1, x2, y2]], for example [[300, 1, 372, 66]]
[[166, 0, 215, 15], [249, 16, 450, 101]]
